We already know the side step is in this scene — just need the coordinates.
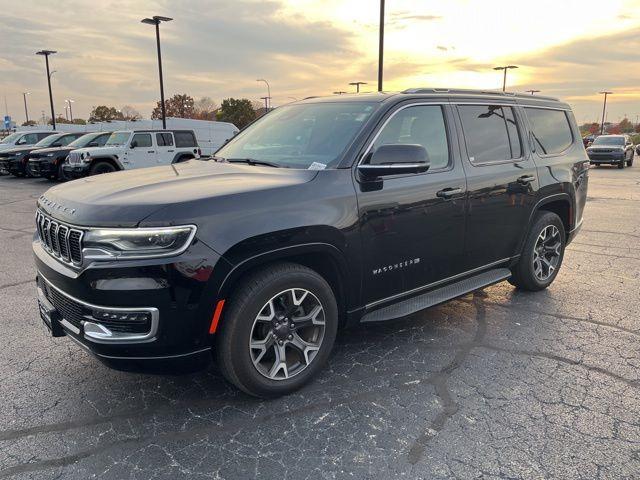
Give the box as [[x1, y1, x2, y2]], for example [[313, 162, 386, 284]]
[[361, 268, 511, 323]]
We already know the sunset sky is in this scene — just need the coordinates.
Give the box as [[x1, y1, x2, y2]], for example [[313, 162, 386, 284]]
[[2, 0, 640, 125]]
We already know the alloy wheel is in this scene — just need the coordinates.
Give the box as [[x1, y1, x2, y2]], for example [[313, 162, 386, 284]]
[[249, 288, 326, 380], [532, 225, 561, 281]]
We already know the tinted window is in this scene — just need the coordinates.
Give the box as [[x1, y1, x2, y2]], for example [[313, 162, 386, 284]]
[[459, 105, 522, 163], [592, 136, 624, 146], [525, 108, 573, 155], [371, 105, 449, 169], [55, 134, 83, 147], [174, 131, 196, 148], [22, 133, 40, 145], [95, 134, 110, 146], [157, 132, 174, 146], [37, 133, 53, 141], [131, 133, 152, 148]]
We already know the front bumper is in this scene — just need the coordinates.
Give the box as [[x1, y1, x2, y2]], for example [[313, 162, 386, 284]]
[[0, 157, 25, 175], [33, 236, 231, 360], [29, 158, 57, 177], [62, 163, 90, 179]]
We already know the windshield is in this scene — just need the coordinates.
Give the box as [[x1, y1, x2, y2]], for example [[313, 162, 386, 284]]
[[593, 136, 624, 146], [69, 133, 101, 147], [0, 132, 22, 144], [215, 102, 379, 169], [105, 132, 131, 147], [33, 134, 64, 147]]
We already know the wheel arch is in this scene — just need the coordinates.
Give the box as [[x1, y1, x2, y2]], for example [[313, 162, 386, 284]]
[[523, 193, 573, 249], [215, 243, 352, 328], [88, 156, 122, 171], [171, 152, 195, 164]]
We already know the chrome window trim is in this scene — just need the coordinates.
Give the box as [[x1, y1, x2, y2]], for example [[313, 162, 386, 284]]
[[38, 273, 159, 344]]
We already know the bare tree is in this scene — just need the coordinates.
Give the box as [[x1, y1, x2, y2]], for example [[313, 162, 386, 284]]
[[120, 105, 142, 121]]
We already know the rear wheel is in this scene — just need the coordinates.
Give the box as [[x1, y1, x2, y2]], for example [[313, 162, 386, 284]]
[[215, 263, 338, 398], [89, 161, 116, 175], [509, 211, 566, 291]]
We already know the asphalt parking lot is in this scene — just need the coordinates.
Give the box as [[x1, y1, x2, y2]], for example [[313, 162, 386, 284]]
[[1, 162, 639, 480]]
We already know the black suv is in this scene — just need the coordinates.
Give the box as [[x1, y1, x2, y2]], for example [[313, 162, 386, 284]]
[[28, 131, 112, 180], [586, 134, 634, 168], [34, 89, 588, 397], [0, 132, 84, 177]]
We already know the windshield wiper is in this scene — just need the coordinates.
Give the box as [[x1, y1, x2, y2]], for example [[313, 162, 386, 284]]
[[227, 158, 282, 168]]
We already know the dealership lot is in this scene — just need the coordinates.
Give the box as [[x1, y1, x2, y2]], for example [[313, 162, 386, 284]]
[[1, 164, 639, 479]]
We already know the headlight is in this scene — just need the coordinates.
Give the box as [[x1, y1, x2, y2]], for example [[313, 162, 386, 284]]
[[46, 153, 54, 157], [15, 152, 23, 157], [83, 225, 196, 260]]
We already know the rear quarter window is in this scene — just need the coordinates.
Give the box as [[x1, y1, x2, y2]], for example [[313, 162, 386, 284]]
[[174, 131, 197, 148], [524, 108, 573, 155]]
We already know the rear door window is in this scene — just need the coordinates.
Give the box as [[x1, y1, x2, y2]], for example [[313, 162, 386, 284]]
[[458, 105, 522, 163], [174, 131, 196, 148], [156, 132, 174, 146], [524, 108, 573, 155]]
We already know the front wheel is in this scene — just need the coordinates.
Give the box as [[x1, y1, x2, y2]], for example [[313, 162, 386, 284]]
[[509, 211, 566, 291], [618, 158, 625, 169], [215, 263, 338, 398], [628, 156, 634, 167], [89, 161, 117, 175]]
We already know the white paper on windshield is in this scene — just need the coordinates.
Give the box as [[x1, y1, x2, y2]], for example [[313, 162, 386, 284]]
[[308, 162, 327, 170]]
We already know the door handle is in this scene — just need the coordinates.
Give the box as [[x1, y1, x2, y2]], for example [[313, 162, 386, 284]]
[[147, 150, 155, 153], [436, 187, 463, 198], [168, 150, 175, 152], [517, 175, 536, 185]]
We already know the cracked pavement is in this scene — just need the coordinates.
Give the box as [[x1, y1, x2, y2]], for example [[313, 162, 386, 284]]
[[1, 163, 639, 479]]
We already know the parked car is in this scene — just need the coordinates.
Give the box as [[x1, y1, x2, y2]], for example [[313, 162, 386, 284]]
[[586, 134, 634, 168], [34, 89, 588, 397], [63, 129, 201, 178], [28, 132, 112, 181], [0, 132, 84, 177], [0, 130, 54, 153]]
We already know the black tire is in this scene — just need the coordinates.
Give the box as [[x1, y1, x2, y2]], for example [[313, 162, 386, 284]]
[[89, 160, 117, 175], [55, 163, 68, 181], [628, 156, 634, 167], [618, 158, 625, 169], [509, 211, 566, 291], [215, 262, 338, 398]]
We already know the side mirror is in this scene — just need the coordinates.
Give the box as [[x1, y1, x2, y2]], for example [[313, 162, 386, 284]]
[[130, 141, 137, 149], [16, 137, 27, 145], [88, 142, 98, 147], [358, 144, 430, 180]]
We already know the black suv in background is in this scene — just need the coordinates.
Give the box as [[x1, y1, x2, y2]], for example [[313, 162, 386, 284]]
[[586, 134, 634, 168], [34, 89, 588, 397], [0, 132, 84, 177], [29, 132, 112, 181]]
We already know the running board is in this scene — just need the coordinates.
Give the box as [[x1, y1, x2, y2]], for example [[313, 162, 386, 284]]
[[361, 268, 511, 323]]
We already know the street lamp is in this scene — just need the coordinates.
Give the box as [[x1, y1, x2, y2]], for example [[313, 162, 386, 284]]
[[526, 89, 540, 95], [256, 79, 271, 110], [349, 81, 367, 93], [493, 65, 518, 92], [65, 99, 74, 122], [64, 105, 69, 121], [378, 0, 385, 92], [141, 15, 173, 129], [22, 92, 30, 124], [36, 50, 57, 130], [599, 91, 613, 135]]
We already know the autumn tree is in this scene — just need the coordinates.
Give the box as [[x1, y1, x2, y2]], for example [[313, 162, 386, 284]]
[[120, 105, 141, 121], [217, 98, 256, 129], [151, 94, 196, 119], [89, 105, 124, 122], [618, 117, 634, 133]]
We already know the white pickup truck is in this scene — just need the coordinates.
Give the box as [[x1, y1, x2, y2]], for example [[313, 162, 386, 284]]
[[64, 129, 204, 178]]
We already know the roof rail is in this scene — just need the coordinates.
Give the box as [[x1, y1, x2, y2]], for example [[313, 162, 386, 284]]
[[401, 87, 560, 102]]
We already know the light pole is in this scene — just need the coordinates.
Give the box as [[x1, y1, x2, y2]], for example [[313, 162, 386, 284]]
[[349, 81, 367, 93], [36, 50, 57, 130], [22, 92, 30, 124], [64, 105, 69, 121], [65, 99, 74, 121], [493, 65, 518, 92], [526, 89, 540, 95], [599, 91, 612, 135], [378, 0, 385, 92], [256, 79, 271, 110], [142, 15, 173, 129], [260, 96, 271, 111]]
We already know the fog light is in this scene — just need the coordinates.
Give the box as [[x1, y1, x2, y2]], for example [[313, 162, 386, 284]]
[[91, 309, 150, 323]]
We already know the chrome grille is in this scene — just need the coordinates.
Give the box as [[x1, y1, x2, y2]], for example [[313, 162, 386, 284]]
[[36, 210, 83, 266], [67, 151, 82, 164]]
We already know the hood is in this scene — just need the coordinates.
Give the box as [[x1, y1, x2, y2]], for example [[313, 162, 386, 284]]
[[74, 146, 121, 156], [38, 160, 318, 227], [0, 145, 37, 157], [29, 146, 72, 157], [0, 143, 20, 152]]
